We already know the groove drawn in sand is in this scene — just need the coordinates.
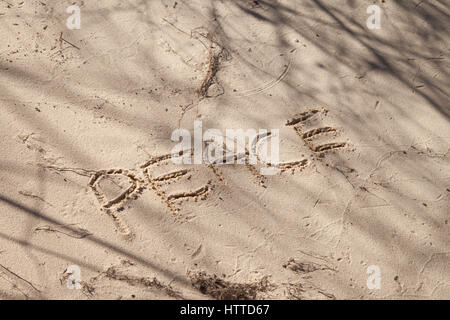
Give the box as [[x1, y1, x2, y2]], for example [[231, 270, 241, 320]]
[[285, 109, 320, 126], [252, 131, 309, 175], [143, 152, 215, 214], [76, 108, 348, 238], [151, 169, 189, 182], [85, 146, 286, 234], [311, 142, 347, 153], [245, 160, 266, 187], [84, 151, 223, 235], [233, 56, 292, 97], [287, 108, 347, 155], [140, 153, 174, 168], [88, 169, 144, 239], [159, 22, 230, 99], [89, 169, 142, 209], [192, 28, 230, 99], [145, 169, 180, 213], [167, 181, 211, 201], [205, 137, 269, 186], [302, 127, 337, 139], [207, 164, 226, 184], [278, 159, 309, 173], [157, 23, 232, 126]]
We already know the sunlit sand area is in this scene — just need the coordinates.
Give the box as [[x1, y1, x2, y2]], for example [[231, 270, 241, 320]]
[[0, 0, 448, 300]]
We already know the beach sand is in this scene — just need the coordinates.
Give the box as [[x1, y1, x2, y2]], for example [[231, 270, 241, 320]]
[[0, 0, 448, 299]]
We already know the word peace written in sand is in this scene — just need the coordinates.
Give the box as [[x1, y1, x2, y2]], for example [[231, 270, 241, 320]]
[[88, 108, 347, 238]]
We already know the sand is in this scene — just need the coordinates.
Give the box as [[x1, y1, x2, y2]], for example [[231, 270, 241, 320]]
[[0, 0, 448, 300]]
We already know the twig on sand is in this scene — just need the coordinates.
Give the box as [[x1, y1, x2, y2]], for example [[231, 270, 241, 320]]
[[18, 190, 54, 206], [34, 224, 92, 239], [59, 31, 80, 50], [0, 263, 41, 293], [162, 18, 191, 37]]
